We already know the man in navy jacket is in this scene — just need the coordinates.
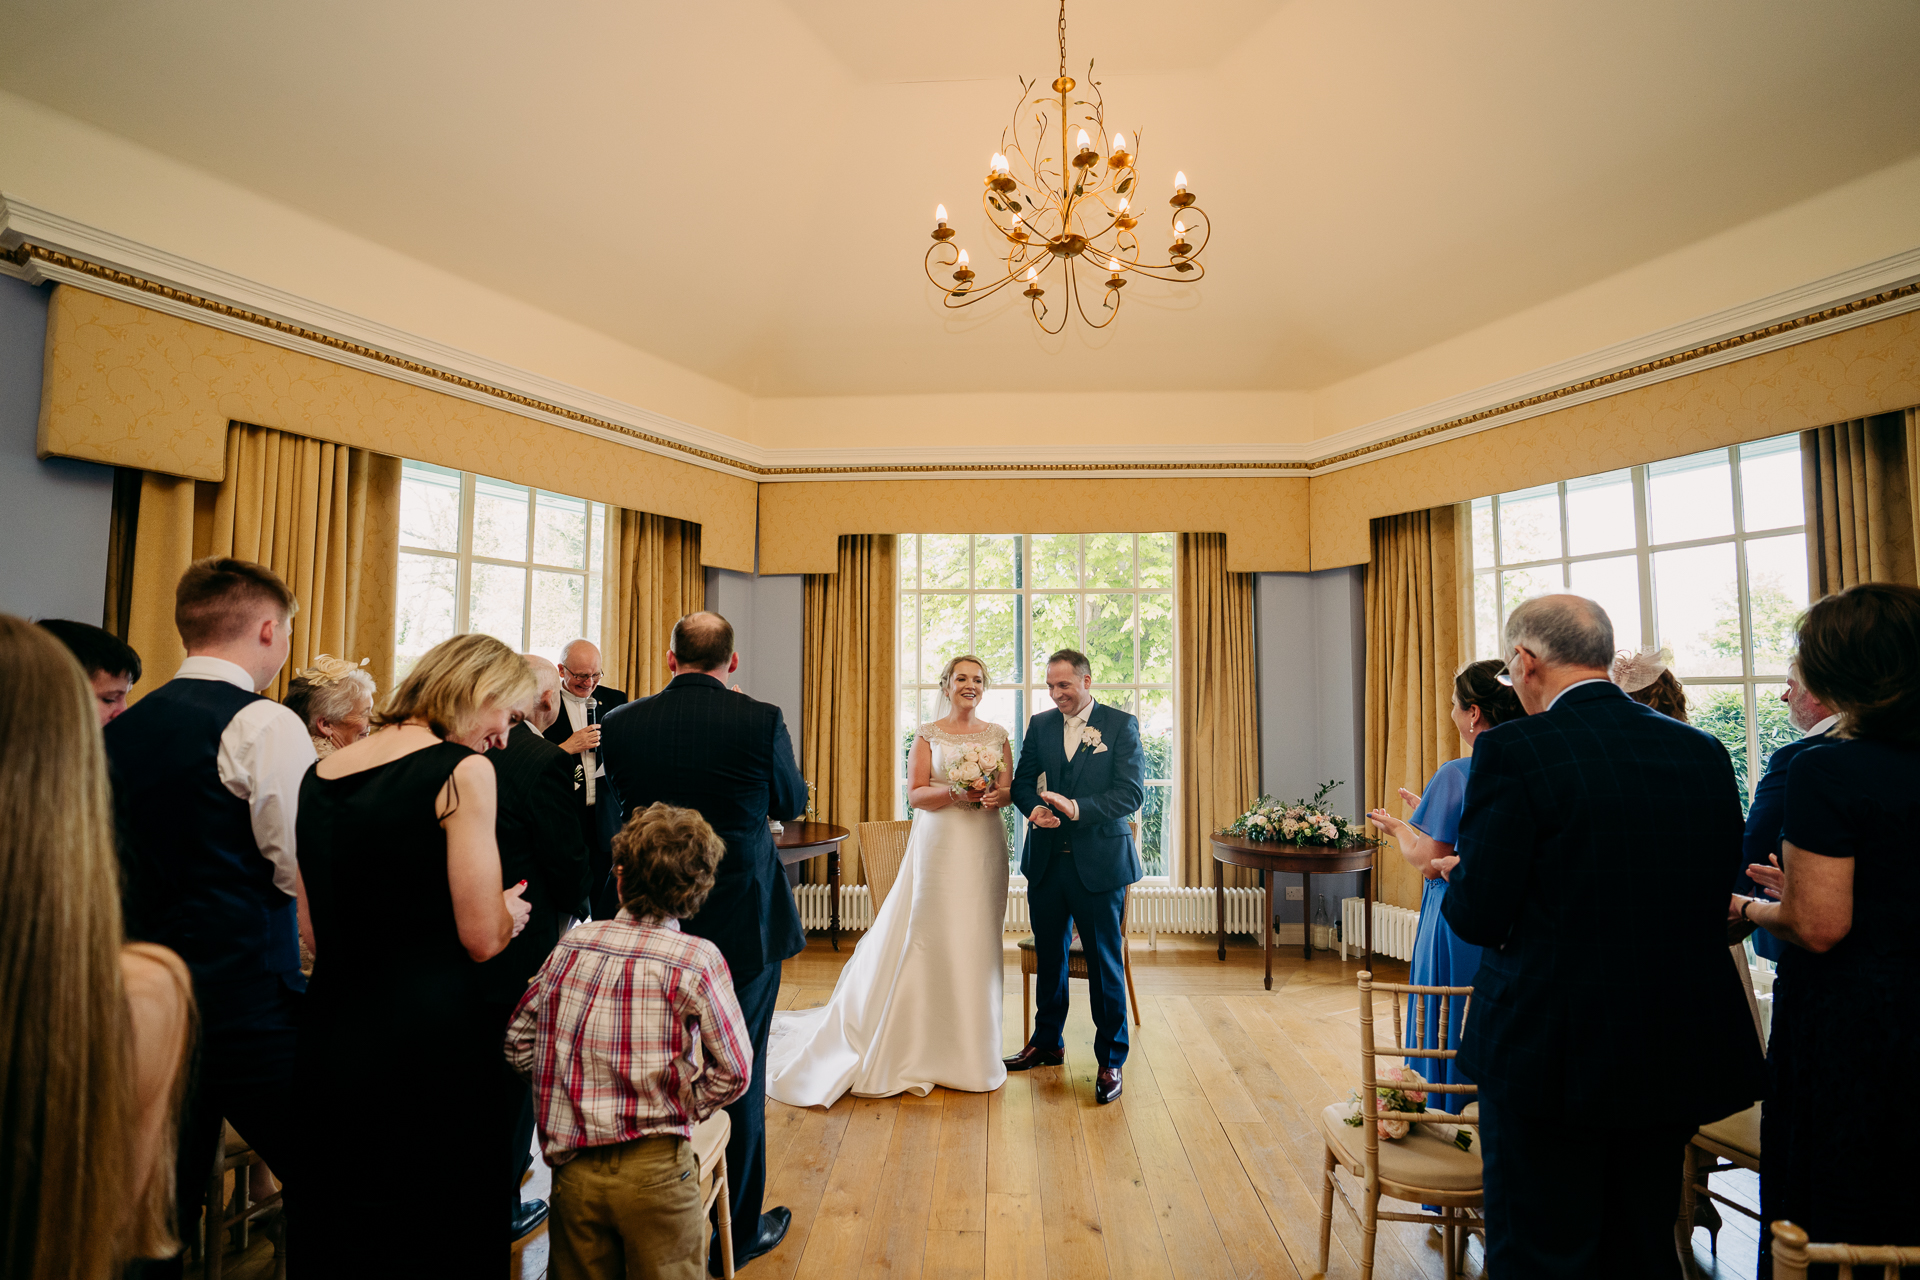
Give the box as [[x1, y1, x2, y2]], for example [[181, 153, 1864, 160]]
[[1442, 595, 1763, 1278]]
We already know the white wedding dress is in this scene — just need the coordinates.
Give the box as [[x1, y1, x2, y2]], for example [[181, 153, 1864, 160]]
[[767, 722, 1011, 1107]]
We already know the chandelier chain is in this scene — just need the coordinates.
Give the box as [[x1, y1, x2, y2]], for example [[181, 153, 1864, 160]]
[[1058, 0, 1068, 80]]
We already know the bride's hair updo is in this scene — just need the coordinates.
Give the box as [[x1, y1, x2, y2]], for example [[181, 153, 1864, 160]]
[[939, 654, 990, 699]]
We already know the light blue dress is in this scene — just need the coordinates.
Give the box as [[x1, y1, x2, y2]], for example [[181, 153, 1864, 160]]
[[1406, 756, 1481, 1114]]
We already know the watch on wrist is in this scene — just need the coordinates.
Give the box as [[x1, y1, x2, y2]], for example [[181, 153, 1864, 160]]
[[1740, 898, 1754, 922]]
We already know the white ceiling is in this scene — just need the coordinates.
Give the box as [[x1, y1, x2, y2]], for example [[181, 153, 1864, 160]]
[[2, 0, 1918, 402]]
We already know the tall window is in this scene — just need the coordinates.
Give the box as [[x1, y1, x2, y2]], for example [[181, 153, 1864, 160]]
[[395, 460, 612, 676], [897, 533, 1177, 878], [1469, 434, 1807, 802]]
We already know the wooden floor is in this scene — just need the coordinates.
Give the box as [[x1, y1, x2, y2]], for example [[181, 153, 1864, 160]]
[[207, 933, 1761, 1279]]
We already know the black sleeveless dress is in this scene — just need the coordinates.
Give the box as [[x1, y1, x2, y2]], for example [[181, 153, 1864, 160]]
[[294, 742, 498, 1275]]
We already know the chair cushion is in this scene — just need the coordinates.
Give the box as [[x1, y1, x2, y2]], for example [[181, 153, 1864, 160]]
[[1696, 1103, 1761, 1161], [1014, 935, 1086, 954], [1319, 1103, 1483, 1193], [692, 1111, 732, 1177]]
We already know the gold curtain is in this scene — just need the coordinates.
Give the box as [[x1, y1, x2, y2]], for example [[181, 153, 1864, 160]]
[[113, 424, 400, 704], [610, 511, 705, 699], [800, 535, 897, 885], [1176, 533, 1261, 889], [1802, 410, 1920, 593], [1363, 505, 1466, 911]]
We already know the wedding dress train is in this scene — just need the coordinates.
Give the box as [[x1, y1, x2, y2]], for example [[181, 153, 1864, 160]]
[[767, 723, 1011, 1107]]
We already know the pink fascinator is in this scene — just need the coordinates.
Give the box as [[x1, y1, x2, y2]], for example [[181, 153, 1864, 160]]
[[1609, 645, 1673, 693]]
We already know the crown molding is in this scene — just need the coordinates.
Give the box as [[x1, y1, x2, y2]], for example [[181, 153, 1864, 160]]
[[4, 193, 1916, 481]]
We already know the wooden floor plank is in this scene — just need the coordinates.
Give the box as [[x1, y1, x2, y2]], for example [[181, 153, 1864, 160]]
[[929, 1088, 989, 1234], [922, 1228, 987, 1280], [759, 1103, 856, 1280], [859, 1094, 945, 1280], [1030, 1060, 1111, 1280], [1067, 1056, 1175, 1280], [791, 1097, 900, 1280], [984, 1073, 1049, 1280]]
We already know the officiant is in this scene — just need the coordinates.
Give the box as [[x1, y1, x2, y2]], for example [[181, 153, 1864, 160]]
[[544, 637, 627, 918]]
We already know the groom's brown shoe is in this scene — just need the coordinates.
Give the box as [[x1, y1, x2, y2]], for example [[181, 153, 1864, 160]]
[[1095, 1068, 1123, 1104], [1003, 1044, 1065, 1071]]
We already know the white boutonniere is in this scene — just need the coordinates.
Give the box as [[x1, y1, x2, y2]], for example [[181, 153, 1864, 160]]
[[1083, 725, 1107, 753]]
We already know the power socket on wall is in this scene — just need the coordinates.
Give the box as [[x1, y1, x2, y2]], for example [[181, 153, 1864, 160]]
[[1285, 886, 1305, 901]]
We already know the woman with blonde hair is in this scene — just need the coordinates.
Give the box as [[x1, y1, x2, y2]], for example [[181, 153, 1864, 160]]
[[767, 653, 1014, 1107], [0, 614, 193, 1278], [294, 632, 537, 1275]]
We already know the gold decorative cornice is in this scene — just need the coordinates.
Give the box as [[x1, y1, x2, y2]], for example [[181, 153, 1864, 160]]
[[9, 240, 1915, 479]]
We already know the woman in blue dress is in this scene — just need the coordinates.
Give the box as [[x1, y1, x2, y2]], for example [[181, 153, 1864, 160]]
[[1367, 658, 1523, 1113]]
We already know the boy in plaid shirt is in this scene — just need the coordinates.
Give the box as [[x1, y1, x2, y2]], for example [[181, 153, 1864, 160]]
[[508, 803, 752, 1280]]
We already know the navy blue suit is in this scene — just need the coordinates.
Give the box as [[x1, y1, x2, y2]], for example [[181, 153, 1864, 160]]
[[1010, 700, 1145, 1068], [1442, 680, 1764, 1278], [1737, 728, 1831, 964]]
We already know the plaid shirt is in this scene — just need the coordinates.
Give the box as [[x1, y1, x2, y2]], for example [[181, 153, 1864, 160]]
[[506, 910, 752, 1165]]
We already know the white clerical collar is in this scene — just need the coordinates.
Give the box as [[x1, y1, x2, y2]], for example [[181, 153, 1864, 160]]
[[176, 655, 257, 692], [1804, 714, 1838, 738], [1545, 677, 1611, 712], [561, 688, 591, 706]]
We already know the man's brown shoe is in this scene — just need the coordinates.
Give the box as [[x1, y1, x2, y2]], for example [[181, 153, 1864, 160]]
[[1003, 1044, 1065, 1071], [1095, 1068, 1123, 1104]]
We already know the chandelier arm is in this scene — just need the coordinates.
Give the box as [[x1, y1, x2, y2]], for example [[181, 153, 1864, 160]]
[[1068, 264, 1118, 330], [1177, 206, 1212, 259]]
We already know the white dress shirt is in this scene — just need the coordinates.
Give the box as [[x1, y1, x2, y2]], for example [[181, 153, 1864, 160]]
[[1804, 713, 1839, 738], [174, 656, 317, 897], [1546, 677, 1611, 712], [560, 690, 605, 781], [1057, 697, 1099, 820]]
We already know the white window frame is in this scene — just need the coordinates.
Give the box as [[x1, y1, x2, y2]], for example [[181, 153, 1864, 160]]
[[896, 533, 1178, 883], [396, 463, 614, 674]]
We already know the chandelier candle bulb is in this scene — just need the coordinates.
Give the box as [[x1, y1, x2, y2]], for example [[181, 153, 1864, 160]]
[[1171, 171, 1196, 208], [932, 204, 955, 241]]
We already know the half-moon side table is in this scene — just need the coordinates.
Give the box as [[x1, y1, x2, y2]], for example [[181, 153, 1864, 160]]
[[1210, 834, 1377, 990], [775, 821, 852, 951]]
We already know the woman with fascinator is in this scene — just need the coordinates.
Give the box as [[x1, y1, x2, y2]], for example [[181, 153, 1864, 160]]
[[1367, 658, 1525, 1113], [283, 654, 376, 757], [1610, 645, 1687, 721]]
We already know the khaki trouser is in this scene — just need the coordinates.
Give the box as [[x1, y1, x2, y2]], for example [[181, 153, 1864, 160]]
[[551, 1134, 704, 1280]]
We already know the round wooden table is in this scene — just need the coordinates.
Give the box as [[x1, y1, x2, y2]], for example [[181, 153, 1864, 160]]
[[1211, 834, 1378, 990], [775, 821, 852, 950]]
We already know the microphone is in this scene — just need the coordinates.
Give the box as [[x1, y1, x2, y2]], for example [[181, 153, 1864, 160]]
[[584, 697, 600, 806]]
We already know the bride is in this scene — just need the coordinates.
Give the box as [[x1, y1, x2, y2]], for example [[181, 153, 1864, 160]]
[[767, 654, 1013, 1106]]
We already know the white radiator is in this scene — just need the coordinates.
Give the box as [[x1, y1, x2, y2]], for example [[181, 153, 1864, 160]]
[[1340, 897, 1420, 962], [794, 883, 1272, 940]]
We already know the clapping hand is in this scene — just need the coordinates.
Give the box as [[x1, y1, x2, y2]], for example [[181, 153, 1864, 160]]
[[1745, 853, 1785, 900], [1429, 855, 1460, 881], [1029, 803, 1062, 829], [1039, 789, 1078, 822], [503, 880, 532, 938]]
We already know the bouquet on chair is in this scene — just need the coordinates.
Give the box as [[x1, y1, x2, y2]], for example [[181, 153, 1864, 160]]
[[1343, 1064, 1469, 1150], [944, 743, 1004, 806]]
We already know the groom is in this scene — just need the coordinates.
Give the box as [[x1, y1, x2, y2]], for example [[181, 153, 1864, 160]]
[[1006, 648, 1145, 1103]]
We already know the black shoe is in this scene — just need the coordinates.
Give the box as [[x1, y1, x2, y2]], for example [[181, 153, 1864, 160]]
[[1095, 1067, 1123, 1104], [511, 1198, 549, 1243], [1003, 1044, 1065, 1071], [711, 1206, 791, 1275]]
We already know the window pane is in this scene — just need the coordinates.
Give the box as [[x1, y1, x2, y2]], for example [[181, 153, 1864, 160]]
[[1138, 533, 1174, 589], [1648, 449, 1734, 545], [530, 570, 585, 663], [1029, 593, 1081, 679], [920, 593, 969, 682], [472, 476, 529, 560], [395, 553, 456, 676], [589, 504, 606, 574], [469, 562, 527, 649], [979, 688, 1020, 740], [1687, 685, 1752, 803], [1568, 554, 1642, 654], [587, 571, 603, 660], [1501, 566, 1563, 619], [974, 593, 1020, 685], [1498, 484, 1561, 563], [534, 491, 588, 569], [1753, 683, 1796, 791], [1139, 592, 1174, 684], [1137, 689, 1175, 763], [1653, 543, 1742, 677], [1085, 534, 1133, 588], [1739, 435, 1803, 533], [974, 535, 1020, 588], [900, 535, 917, 588], [1474, 573, 1499, 660], [1099, 690, 1135, 715], [1471, 498, 1494, 569], [1084, 593, 1136, 684], [1030, 534, 1082, 589], [922, 535, 969, 588], [399, 461, 461, 552], [1138, 784, 1169, 879], [898, 592, 919, 684], [1745, 533, 1808, 677], [1565, 469, 1635, 556]]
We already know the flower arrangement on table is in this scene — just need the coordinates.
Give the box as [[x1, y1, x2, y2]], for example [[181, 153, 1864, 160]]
[[944, 743, 1004, 807], [1344, 1064, 1473, 1150], [1223, 780, 1368, 847]]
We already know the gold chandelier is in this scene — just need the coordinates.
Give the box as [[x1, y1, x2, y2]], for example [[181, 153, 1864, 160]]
[[924, 0, 1209, 333]]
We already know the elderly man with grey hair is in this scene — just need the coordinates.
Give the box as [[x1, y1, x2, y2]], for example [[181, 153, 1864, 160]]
[[542, 638, 629, 918], [1439, 594, 1763, 1278]]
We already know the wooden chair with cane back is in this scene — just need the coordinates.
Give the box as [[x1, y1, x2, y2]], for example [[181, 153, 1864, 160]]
[[197, 1121, 285, 1280], [855, 820, 913, 917], [1016, 820, 1144, 1041], [692, 1110, 735, 1279], [1771, 1220, 1920, 1279], [1677, 944, 1770, 1261], [1318, 972, 1483, 1280]]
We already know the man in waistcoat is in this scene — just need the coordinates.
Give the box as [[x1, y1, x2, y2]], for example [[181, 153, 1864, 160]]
[[105, 558, 316, 1278]]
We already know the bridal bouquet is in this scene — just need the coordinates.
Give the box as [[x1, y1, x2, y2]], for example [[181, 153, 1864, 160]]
[[1342, 1064, 1472, 1149], [1224, 779, 1365, 847], [945, 742, 1004, 797]]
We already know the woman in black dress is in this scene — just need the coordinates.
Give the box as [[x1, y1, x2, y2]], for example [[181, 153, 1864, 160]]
[[295, 633, 536, 1275], [1732, 582, 1920, 1265]]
